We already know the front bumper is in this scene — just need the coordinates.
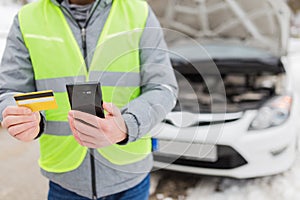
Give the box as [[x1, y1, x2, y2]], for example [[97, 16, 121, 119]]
[[151, 110, 297, 179]]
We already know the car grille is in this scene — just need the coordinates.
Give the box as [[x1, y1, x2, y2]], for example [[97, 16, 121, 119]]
[[153, 145, 247, 169]]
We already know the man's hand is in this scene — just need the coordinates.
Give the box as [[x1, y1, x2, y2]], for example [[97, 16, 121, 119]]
[[68, 102, 127, 149], [1, 106, 41, 142]]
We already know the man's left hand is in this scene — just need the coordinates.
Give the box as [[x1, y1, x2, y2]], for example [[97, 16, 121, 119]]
[[68, 102, 127, 148]]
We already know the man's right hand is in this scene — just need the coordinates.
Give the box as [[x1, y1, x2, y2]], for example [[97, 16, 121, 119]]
[[1, 106, 41, 142]]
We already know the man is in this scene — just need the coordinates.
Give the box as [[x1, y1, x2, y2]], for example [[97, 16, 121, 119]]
[[0, 0, 178, 199]]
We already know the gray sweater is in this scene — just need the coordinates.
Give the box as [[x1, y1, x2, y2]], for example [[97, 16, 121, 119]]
[[0, 0, 178, 198]]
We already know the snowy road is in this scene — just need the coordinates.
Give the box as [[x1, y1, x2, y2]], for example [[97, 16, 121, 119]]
[[150, 154, 300, 200], [1, 4, 300, 200]]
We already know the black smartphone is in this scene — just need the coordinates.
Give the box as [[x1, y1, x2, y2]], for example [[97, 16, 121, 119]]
[[66, 82, 105, 118]]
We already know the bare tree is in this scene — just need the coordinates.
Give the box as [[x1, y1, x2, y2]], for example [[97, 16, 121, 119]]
[[288, 0, 300, 13], [19, 0, 28, 5]]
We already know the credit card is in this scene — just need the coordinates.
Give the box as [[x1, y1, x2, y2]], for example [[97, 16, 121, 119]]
[[14, 90, 58, 112]]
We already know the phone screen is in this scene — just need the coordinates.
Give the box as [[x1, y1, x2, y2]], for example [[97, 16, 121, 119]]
[[66, 82, 105, 118]]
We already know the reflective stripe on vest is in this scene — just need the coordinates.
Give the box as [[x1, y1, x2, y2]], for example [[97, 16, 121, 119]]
[[19, 0, 150, 172], [35, 72, 141, 93]]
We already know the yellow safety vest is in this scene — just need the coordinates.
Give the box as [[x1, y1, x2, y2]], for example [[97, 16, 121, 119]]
[[18, 0, 151, 173]]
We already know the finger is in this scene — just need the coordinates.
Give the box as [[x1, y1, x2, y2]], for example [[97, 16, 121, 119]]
[[2, 114, 37, 129], [82, 141, 99, 149], [78, 132, 112, 148], [73, 118, 103, 137], [2, 106, 32, 118], [68, 110, 100, 128], [68, 115, 84, 146], [68, 115, 80, 136], [14, 126, 39, 142], [33, 111, 41, 123], [71, 125, 98, 148], [102, 102, 120, 117], [76, 130, 99, 146], [8, 121, 38, 137], [73, 132, 83, 146]]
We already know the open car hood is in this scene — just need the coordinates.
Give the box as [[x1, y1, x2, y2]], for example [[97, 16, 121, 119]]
[[148, 0, 291, 56]]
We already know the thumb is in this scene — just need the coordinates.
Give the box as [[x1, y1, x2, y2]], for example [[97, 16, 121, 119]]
[[102, 102, 120, 117], [34, 111, 41, 122]]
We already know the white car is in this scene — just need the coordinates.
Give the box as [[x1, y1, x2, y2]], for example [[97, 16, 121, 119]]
[[149, 0, 298, 178]]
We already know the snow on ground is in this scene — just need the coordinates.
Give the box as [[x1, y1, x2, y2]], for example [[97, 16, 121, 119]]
[[1, 3, 300, 200], [186, 155, 300, 200], [150, 152, 300, 200]]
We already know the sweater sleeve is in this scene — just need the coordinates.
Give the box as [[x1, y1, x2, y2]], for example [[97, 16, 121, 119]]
[[121, 6, 178, 142], [0, 14, 37, 122], [0, 15, 47, 139]]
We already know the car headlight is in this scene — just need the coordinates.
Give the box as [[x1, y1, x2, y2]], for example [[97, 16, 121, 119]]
[[249, 95, 292, 130]]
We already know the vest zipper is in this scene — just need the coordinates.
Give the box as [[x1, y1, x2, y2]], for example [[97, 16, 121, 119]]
[[81, 26, 97, 200], [81, 28, 87, 58], [59, 0, 102, 68], [59, 2, 103, 199], [90, 149, 97, 200], [81, 27, 98, 200]]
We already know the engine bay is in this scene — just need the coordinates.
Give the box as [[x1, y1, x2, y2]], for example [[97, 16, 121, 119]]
[[174, 64, 286, 113]]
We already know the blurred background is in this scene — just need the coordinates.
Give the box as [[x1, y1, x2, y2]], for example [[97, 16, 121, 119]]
[[1, 0, 300, 200]]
